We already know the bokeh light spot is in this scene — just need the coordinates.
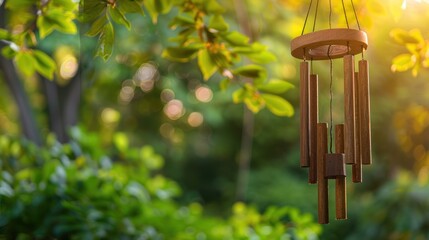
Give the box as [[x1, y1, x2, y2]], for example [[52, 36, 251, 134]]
[[164, 100, 185, 120], [161, 89, 175, 103], [195, 86, 213, 103], [188, 112, 204, 127]]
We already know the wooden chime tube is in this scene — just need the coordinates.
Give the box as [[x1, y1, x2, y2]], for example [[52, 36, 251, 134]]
[[300, 61, 310, 167], [353, 72, 362, 182], [344, 55, 356, 164], [317, 123, 329, 224], [335, 124, 347, 219], [309, 74, 319, 184], [359, 59, 372, 165]]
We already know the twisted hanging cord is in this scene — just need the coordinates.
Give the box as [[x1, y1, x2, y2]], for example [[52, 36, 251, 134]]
[[312, 0, 320, 32], [301, 0, 314, 35], [351, 0, 361, 30], [327, 45, 334, 154], [342, 0, 350, 29]]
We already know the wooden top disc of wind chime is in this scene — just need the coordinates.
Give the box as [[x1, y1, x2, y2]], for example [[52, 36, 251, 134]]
[[291, 28, 368, 60]]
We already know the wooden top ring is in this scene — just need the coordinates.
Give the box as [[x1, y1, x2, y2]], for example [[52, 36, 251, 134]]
[[291, 28, 368, 60]]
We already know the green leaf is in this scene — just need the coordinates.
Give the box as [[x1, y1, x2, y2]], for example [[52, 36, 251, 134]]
[[117, 0, 144, 14], [37, 16, 55, 39], [1, 45, 18, 59], [208, 15, 228, 32], [33, 50, 56, 79], [37, 8, 77, 38], [96, 22, 114, 61], [0, 28, 9, 40], [86, 16, 108, 37], [145, 0, 172, 23], [232, 64, 266, 80], [232, 87, 247, 103], [220, 31, 249, 46], [203, 0, 224, 14], [257, 79, 294, 94], [169, 14, 195, 28], [391, 53, 415, 72], [81, 0, 106, 22], [162, 47, 200, 62], [246, 51, 277, 64], [219, 78, 231, 91], [261, 94, 294, 117], [108, 6, 131, 29], [198, 49, 218, 80], [15, 51, 37, 77], [390, 28, 423, 45]]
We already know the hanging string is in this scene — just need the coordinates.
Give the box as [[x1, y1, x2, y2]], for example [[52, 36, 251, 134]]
[[329, 0, 332, 29], [312, 0, 320, 32], [351, 0, 361, 30], [301, 0, 314, 35], [327, 45, 334, 154], [341, 0, 349, 29]]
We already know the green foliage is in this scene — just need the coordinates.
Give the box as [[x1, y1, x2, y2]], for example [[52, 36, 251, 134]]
[[348, 172, 429, 240], [390, 28, 429, 77], [14, 49, 56, 79], [0, 129, 320, 239]]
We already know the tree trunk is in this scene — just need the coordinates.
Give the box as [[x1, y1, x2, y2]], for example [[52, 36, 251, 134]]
[[0, 1, 43, 146]]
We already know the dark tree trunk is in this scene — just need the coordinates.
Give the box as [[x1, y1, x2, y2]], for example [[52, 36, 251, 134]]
[[0, 2, 43, 146]]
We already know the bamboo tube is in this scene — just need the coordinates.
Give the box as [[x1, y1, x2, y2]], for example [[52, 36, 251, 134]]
[[309, 74, 318, 183], [317, 123, 329, 224], [344, 55, 355, 164], [359, 60, 372, 165], [300, 62, 310, 167], [335, 124, 347, 219], [353, 72, 362, 182]]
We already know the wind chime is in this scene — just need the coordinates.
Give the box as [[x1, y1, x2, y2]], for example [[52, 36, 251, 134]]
[[290, 0, 372, 224]]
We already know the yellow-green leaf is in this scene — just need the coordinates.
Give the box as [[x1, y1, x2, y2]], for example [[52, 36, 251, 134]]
[[33, 50, 56, 79], [221, 31, 249, 46], [208, 14, 228, 32], [37, 16, 55, 39], [0, 28, 9, 40], [162, 47, 200, 62], [246, 51, 277, 64], [232, 64, 266, 81], [203, 0, 224, 14], [15, 51, 37, 77], [257, 79, 294, 94], [219, 78, 231, 91], [232, 88, 247, 103], [390, 28, 423, 45], [198, 48, 218, 80], [261, 94, 294, 117], [391, 53, 415, 72]]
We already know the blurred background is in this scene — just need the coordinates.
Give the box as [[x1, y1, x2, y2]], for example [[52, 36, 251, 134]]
[[1, 0, 429, 239]]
